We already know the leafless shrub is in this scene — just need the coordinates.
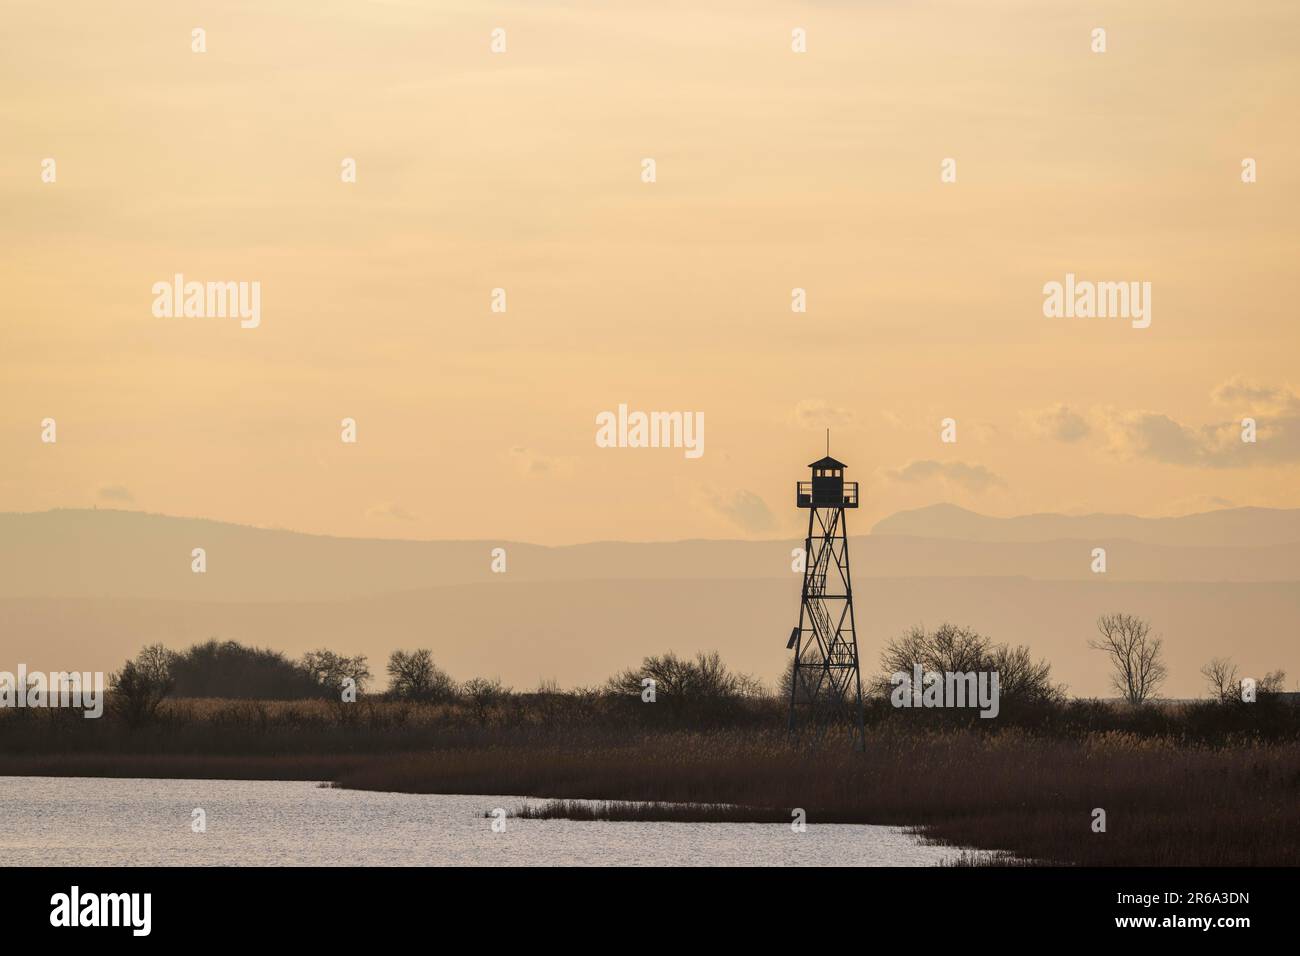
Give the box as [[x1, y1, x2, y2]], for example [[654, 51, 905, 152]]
[[1201, 657, 1239, 702]]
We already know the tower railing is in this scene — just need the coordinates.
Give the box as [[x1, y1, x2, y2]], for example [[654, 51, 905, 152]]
[[795, 481, 859, 508]]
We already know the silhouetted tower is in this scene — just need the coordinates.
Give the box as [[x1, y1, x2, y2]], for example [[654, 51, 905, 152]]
[[786, 448, 866, 750]]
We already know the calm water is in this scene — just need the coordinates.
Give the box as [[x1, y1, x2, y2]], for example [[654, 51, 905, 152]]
[[0, 776, 972, 866]]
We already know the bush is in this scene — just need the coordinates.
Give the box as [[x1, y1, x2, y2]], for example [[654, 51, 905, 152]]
[[608, 651, 762, 703], [461, 677, 507, 725], [872, 623, 1064, 707], [300, 649, 371, 700], [386, 649, 458, 703], [110, 644, 175, 728], [170, 639, 321, 699]]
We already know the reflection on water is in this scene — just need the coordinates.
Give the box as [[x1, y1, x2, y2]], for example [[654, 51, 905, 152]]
[[0, 776, 975, 866]]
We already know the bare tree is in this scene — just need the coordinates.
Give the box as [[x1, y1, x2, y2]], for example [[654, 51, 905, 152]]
[[386, 649, 457, 702], [873, 623, 1063, 704], [608, 651, 761, 704], [300, 649, 371, 699], [1200, 657, 1239, 702], [1258, 669, 1288, 696], [110, 643, 176, 727], [609, 652, 693, 700], [990, 643, 1066, 705], [461, 677, 507, 725], [878, 624, 990, 685], [1089, 614, 1167, 705]]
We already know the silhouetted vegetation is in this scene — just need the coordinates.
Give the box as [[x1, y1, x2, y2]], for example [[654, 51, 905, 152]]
[[607, 650, 764, 723], [169, 640, 322, 699], [7, 624, 1298, 866], [1089, 613, 1167, 705], [506, 800, 789, 824], [105, 640, 374, 725], [871, 623, 1065, 708], [339, 729, 1300, 866], [1200, 655, 1288, 708], [9, 628, 1294, 746], [461, 677, 509, 725], [299, 649, 372, 699], [387, 649, 457, 703], [109, 644, 174, 728]]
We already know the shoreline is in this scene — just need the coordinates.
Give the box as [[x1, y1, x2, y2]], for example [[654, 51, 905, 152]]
[[6, 731, 1297, 867]]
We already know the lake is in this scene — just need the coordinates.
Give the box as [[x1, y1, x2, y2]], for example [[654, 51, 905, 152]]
[[0, 776, 974, 866]]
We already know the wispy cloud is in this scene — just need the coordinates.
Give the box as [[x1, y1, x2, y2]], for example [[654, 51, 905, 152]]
[[366, 502, 416, 522], [1025, 404, 1091, 443], [506, 446, 568, 477], [1211, 377, 1300, 415], [790, 399, 855, 429], [696, 488, 776, 534], [1101, 380, 1300, 467], [884, 459, 1004, 493], [97, 485, 134, 503]]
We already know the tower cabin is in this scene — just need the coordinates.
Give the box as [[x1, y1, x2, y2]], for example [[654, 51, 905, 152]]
[[796, 456, 858, 509]]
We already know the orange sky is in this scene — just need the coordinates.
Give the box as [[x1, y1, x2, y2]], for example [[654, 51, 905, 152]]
[[3, 0, 1298, 544]]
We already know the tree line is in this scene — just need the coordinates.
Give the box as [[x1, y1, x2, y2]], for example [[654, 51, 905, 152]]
[[107, 613, 1291, 727]]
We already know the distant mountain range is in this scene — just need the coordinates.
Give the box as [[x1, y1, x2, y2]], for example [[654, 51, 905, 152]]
[[1, 506, 1296, 697], [3, 505, 1300, 601], [871, 503, 1300, 548]]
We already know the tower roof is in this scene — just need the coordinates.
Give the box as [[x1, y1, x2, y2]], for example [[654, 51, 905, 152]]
[[807, 455, 847, 469]]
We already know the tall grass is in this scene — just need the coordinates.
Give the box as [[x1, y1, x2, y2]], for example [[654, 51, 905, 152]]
[[335, 727, 1300, 866], [4, 692, 1297, 865]]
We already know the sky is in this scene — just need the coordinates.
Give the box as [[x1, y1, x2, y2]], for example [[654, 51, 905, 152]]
[[3, 0, 1299, 545]]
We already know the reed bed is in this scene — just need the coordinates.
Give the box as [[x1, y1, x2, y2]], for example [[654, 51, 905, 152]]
[[4, 694, 1297, 865], [336, 728, 1300, 866]]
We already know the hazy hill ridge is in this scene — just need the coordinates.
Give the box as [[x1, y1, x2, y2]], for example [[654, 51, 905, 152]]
[[2, 506, 1298, 603], [871, 503, 1300, 548], [2, 506, 1297, 697]]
